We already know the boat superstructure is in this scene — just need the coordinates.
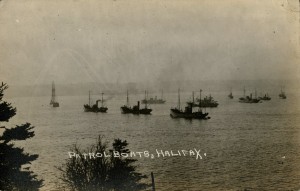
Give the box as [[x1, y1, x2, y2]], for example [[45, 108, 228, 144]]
[[170, 89, 210, 119], [84, 91, 108, 113]]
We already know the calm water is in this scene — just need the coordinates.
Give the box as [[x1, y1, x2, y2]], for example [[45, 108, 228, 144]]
[[6, 90, 300, 190]]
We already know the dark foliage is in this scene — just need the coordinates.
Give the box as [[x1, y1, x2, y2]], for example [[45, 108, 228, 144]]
[[108, 139, 147, 191], [0, 82, 16, 122], [0, 82, 43, 190], [59, 136, 149, 191]]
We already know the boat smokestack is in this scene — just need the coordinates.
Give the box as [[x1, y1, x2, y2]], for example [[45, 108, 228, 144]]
[[137, 101, 140, 110]]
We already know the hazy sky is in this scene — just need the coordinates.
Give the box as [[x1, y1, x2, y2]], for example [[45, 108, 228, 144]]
[[0, 0, 299, 85]]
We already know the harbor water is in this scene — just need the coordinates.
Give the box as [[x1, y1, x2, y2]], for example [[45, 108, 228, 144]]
[[6, 90, 300, 190]]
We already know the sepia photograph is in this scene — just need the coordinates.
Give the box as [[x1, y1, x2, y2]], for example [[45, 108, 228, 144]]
[[0, 0, 299, 190]]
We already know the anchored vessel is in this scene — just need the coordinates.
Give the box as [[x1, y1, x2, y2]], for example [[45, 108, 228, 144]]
[[141, 90, 166, 104], [279, 87, 287, 99], [84, 91, 108, 113], [50, 81, 59, 107], [121, 91, 152, 115], [258, 93, 271, 101], [228, 88, 234, 99], [239, 87, 260, 103], [195, 94, 219, 108], [170, 89, 210, 119], [120, 90, 132, 114]]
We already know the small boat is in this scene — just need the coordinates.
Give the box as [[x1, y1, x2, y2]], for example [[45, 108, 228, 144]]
[[170, 89, 210, 119], [239, 96, 260, 103], [193, 90, 218, 107], [121, 90, 132, 114], [258, 93, 271, 101], [141, 90, 166, 104], [196, 94, 219, 107], [239, 87, 260, 103], [121, 90, 152, 115], [279, 87, 287, 99], [50, 81, 59, 107], [228, 88, 234, 99], [132, 101, 152, 115], [84, 91, 108, 113]]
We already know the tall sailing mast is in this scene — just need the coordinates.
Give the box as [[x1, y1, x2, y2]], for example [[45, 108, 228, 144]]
[[178, 88, 181, 110], [89, 91, 91, 106], [144, 90, 148, 108], [101, 93, 104, 107], [50, 81, 56, 105], [50, 81, 59, 107], [199, 89, 202, 108], [126, 90, 129, 106]]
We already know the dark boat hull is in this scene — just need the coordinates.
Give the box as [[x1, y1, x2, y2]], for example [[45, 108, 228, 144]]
[[121, 106, 132, 114], [239, 97, 260, 103], [84, 104, 107, 113], [121, 106, 152, 115], [136, 108, 152, 115], [259, 97, 271, 101], [141, 99, 166, 104], [170, 109, 210, 119], [195, 98, 219, 108], [279, 94, 286, 99], [52, 102, 59, 107], [191, 103, 218, 108]]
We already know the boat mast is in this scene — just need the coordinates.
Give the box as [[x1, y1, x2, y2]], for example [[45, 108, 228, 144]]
[[101, 93, 104, 107], [281, 86, 284, 94], [255, 88, 257, 99], [178, 88, 181, 110], [89, 91, 91, 106], [199, 89, 202, 108], [145, 90, 148, 108], [161, 90, 163, 100], [50, 81, 56, 104], [126, 90, 129, 106], [243, 87, 246, 97]]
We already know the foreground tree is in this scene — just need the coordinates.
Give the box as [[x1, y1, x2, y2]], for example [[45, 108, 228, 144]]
[[59, 136, 149, 191], [108, 139, 147, 191], [0, 82, 43, 190]]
